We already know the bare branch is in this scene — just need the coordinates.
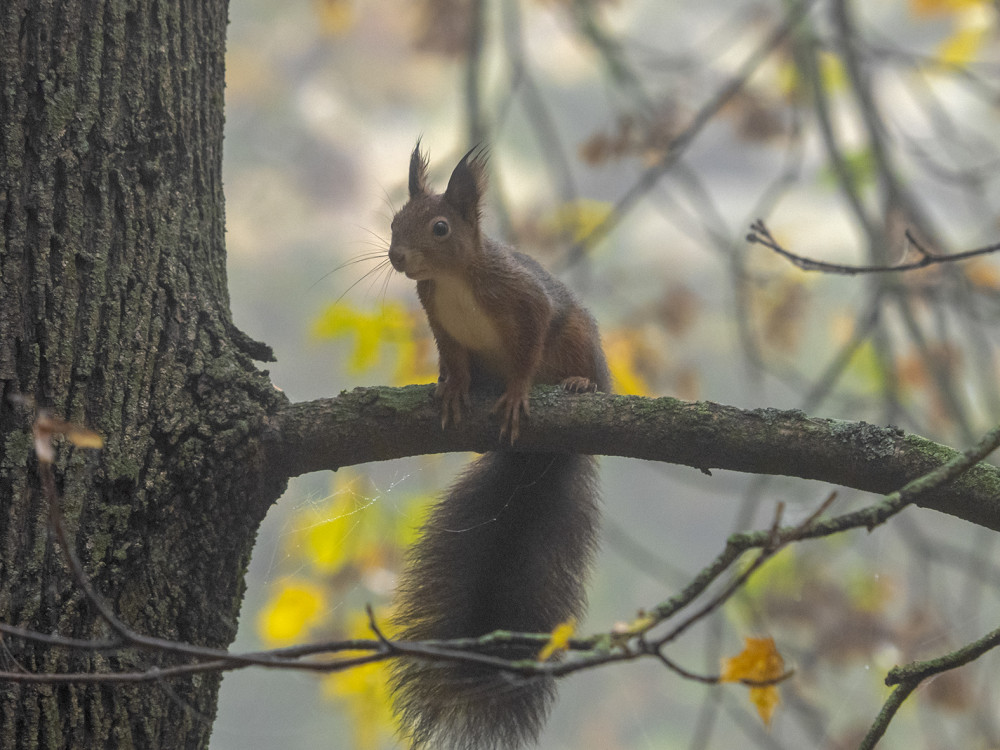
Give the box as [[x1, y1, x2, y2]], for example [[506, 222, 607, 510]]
[[572, 0, 818, 252], [748, 218, 1000, 275], [264, 385, 1000, 533], [6, 417, 998, 748], [859, 624, 1000, 750]]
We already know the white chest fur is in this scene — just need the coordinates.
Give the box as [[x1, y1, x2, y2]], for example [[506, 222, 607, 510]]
[[431, 275, 504, 362]]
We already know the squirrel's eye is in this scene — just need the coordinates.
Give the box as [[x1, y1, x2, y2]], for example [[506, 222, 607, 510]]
[[432, 220, 450, 238]]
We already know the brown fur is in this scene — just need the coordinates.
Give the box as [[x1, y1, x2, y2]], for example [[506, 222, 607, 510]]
[[388, 143, 610, 749], [389, 146, 609, 441]]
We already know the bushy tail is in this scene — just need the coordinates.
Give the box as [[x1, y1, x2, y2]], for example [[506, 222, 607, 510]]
[[390, 451, 601, 750]]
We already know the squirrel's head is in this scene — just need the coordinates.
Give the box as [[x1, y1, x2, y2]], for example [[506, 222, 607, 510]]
[[388, 142, 488, 281]]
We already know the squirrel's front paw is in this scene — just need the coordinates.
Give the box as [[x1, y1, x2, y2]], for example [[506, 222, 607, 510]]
[[436, 380, 470, 429], [492, 388, 530, 444], [561, 376, 597, 394]]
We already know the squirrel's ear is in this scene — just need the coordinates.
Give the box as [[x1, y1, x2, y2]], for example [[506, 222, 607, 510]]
[[409, 143, 430, 198], [443, 146, 487, 224]]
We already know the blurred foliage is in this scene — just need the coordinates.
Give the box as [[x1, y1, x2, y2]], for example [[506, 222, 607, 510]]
[[253, 469, 430, 745], [222, 0, 1000, 746], [320, 613, 397, 750], [312, 301, 438, 384], [258, 580, 328, 645]]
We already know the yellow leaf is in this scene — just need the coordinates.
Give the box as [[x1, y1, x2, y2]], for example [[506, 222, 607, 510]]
[[720, 636, 785, 683], [936, 12, 991, 67], [314, 0, 355, 34], [819, 52, 847, 93], [257, 581, 326, 645], [740, 546, 802, 603], [544, 199, 613, 245], [911, 0, 988, 17], [604, 329, 655, 396], [312, 301, 418, 375], [538, 619, 576, 661], [392, 334, 438, 386], [33, 413, 103, 463], [777, 52, 846, 98], [285, 470, 431, 593], [749, 683, 781, 727], [66, 426, 104, 450], [721, 636, 786, 726], [776, 60, 801, 100], [292, 472, 381, 575], [300, 505, 358, 574]]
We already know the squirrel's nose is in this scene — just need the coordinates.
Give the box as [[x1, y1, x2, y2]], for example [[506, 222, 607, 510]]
[[388, 245, 406, 272]]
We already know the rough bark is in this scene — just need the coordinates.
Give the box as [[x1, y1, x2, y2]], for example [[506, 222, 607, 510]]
[[0, 2, 286, 748]]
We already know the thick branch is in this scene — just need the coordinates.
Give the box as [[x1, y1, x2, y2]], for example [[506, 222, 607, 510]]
[[265, 385, 1000, 532]]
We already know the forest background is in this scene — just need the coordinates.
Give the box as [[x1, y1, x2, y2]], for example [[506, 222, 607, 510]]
[[187, 0, 999, 748]]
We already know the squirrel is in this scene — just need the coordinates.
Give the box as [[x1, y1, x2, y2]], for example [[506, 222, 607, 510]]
[[387, 142, 610, 750]]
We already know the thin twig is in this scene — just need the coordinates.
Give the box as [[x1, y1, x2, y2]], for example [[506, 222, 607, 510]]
[[10, 414, 1000, 743], [859, 623, 1000, 750], [748, 219, 1000, 275], [574, 0, 818, 252]]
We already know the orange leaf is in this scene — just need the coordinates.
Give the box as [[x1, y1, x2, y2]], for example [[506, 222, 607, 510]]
[[33, 413, 104, 463], [910, 0, 987, 17], [964, 259, 1000, 291], [721, 636, 786, 726], [66, 426, 104, 450]]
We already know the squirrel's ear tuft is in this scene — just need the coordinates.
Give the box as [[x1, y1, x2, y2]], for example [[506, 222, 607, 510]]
[[409, 142, 430, 198], [443, 145, 488, 224]]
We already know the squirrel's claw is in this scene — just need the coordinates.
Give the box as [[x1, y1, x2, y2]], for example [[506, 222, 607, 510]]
[[561, 376, 597, 394], [493, 389, 530, 444], [437, 379, 470, 429]]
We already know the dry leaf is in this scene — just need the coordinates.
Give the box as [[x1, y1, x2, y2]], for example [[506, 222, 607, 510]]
[[33, 413, 104, 464], [721, 636, 786, 726]]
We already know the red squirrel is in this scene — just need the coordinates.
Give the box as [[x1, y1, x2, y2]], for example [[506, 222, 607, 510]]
[[387, 143, 610, 749]]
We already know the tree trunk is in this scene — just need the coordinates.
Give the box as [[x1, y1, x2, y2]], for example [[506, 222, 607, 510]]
[[0, 2, 286, 747]]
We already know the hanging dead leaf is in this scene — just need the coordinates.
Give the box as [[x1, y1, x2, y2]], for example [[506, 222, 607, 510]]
[[721, 636, 786, 726], [578, 103, 683, 166], [723, 90, 789, 143], [33, 412, 104, 464]]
